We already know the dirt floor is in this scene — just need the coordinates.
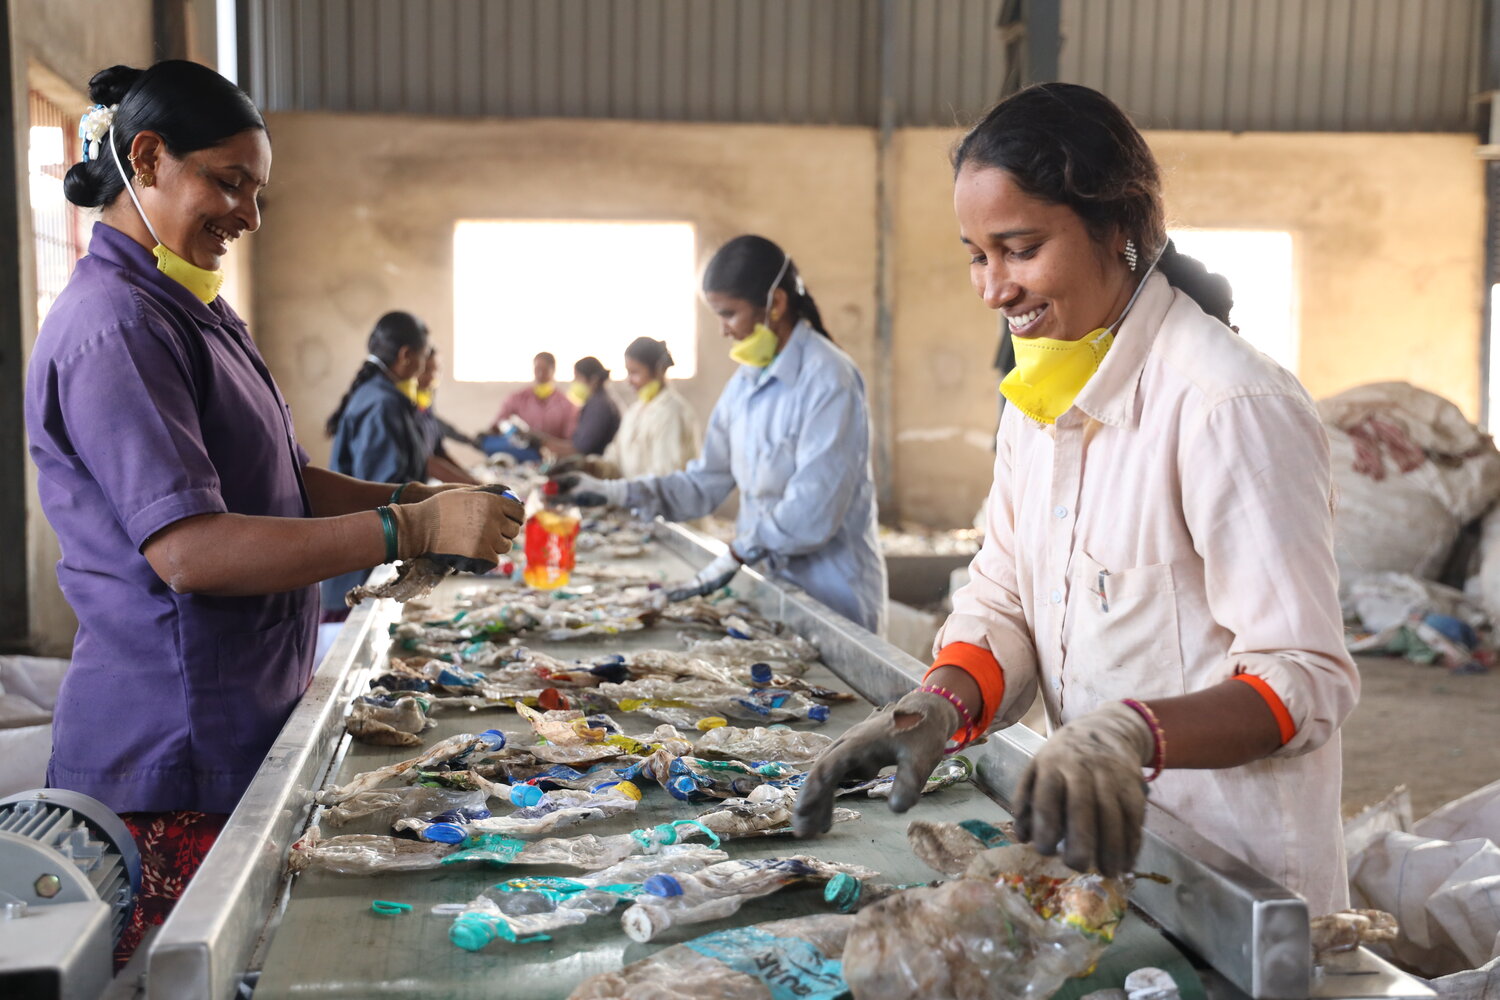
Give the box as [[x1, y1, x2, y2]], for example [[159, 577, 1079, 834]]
[[1340, 655, 1500, 819]]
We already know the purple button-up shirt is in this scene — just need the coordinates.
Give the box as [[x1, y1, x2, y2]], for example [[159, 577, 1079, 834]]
[[25, 223, 317, 814]]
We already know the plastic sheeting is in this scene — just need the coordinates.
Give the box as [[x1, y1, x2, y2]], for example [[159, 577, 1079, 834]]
[[1348, 780, 1500, 979], [0, 656, 67, 797]]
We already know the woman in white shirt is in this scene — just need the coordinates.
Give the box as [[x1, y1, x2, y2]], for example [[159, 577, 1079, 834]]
[[794, 83, 1357, 915], [605, 337, 701, 479]]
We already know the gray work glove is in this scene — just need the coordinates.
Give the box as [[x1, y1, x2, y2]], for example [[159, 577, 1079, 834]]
[[792, 689, 961, 838], [551, 471, 627, 508], [1014, 700, 1154, 876], [666, 548, 741, 602]]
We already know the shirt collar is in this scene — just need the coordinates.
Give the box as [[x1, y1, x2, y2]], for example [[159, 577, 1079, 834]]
[[86, 222, 225, 326], [742, 320, 812, 391], [1067, 272, 1174, 429]]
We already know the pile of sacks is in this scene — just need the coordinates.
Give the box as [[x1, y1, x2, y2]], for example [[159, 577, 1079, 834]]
[[0, 656, 67, 796], [1344, 781, 1500, 1000], [1323, 382, 1500, 670]]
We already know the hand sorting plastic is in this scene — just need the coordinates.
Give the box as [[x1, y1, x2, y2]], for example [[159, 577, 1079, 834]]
[[793, 688, 962, 838], [447, 845, 729, 949], [549, 471, 627, 509], [1014, 701, 1154, 877], [621, 855, 879, 942], [666, 548, 743, 603]]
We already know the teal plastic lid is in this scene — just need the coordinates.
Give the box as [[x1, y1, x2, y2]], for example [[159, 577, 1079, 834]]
[[824, 873, 863, 912]]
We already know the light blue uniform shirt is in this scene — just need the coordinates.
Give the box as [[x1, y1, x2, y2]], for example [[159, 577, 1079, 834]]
[[625, 322, 888, 634]]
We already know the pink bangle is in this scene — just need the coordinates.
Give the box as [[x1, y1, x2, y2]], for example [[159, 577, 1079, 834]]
[[1120, 698, 1166, 782], [919, 684, 976, 751]]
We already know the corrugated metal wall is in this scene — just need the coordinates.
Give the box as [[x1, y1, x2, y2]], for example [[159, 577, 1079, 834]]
[[241, 0, 1006, 126], [1061, 0, 1482, 132], [240, 0, 1480, 132]]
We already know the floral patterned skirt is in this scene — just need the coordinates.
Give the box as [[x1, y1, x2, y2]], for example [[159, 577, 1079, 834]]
[[115, 810, 229, 967]]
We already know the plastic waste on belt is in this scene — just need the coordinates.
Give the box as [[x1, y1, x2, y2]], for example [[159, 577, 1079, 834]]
[[620, 855, 880, 942], [447, 845, 728, 950], [568, 913, 854, 1000]]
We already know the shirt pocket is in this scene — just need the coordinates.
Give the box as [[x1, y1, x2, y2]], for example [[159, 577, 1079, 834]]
[[1062, 549, 1186, 710], [212, 616, 311, 763]]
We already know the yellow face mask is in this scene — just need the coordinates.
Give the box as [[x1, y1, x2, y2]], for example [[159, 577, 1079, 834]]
[[637, 379, 663, 403], [109, 126, 223, 304], [567, 381, 591, 406], [1000, 328, 1113, 425], [533, 382, 555, 400], [151, 244, 224, 304], [728, 249, 794, 369], [397, 377, 419, 403], [729, 323, 780, 368], [414, 388, 434, 410]]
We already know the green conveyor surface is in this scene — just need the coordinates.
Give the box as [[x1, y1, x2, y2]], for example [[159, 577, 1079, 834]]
[[253, 542, 1203, 1000]]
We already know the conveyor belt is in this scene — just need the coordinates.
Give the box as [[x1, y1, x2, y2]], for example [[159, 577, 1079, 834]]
[[145, 522, 1432, 1000], [254, 541, 1197, 999]]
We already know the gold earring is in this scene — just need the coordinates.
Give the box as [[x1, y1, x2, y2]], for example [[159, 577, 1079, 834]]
[[136, 171, 154, 188], [127, 152, 137, 163]]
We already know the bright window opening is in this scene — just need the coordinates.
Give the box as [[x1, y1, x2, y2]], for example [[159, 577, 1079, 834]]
[[453, 220, 698, 382], [28, 91, 86, 324], [1489, 284, 1500, 430], [1168, 229, 1298, 373]]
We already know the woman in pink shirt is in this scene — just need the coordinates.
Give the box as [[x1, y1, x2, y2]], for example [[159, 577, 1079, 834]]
[[796, 83, 1357, 915], [489, 351, 579, 441]]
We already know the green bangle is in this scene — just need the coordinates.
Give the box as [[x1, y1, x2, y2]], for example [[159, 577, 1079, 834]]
[[389, 482, 410, 505], [376, 506, 399, 563]]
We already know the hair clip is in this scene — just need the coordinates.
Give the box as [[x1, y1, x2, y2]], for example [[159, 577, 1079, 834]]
[[78, 104, 117, 162]]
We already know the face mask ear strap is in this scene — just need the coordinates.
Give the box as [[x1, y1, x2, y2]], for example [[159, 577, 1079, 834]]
[[764, 252, 792, 319], [108, 123, 163, 247], [1107, 242, 1167, 335]]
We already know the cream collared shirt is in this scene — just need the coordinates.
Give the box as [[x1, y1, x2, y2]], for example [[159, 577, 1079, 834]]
[[938, 272, 1358, 914]]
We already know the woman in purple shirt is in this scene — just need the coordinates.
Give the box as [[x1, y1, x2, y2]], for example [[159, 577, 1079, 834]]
[[23, 60, 523, 960]]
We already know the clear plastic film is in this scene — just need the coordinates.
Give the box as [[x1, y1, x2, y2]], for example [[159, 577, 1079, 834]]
[[842, 841, 1129, 1000], [322, 786, 489, 829]]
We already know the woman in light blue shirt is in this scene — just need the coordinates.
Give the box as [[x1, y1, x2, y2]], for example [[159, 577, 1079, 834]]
[[558, 235, 887, 634]]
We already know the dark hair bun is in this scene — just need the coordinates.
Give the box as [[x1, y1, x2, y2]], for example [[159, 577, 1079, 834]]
[[87, 65, 143, 107], [1157, 240, 1234, 326], [62, 161, 108, 208]]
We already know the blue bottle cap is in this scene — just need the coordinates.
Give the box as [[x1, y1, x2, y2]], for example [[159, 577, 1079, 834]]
[[594, 653, 626, 667], [422, 822, 467, 844], [726, 627, 753, 640], [478, 729, 507, 750], [643, 874, 683, 897], [824, 873, 863, 912], [750, 663, 773, 684], [510, 784, 546, 808], [808, 704, 830, 722]]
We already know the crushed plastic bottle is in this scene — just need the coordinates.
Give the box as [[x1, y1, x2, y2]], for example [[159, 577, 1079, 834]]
[[460, 782, 643, 837], [622, 751, 800, 802], [841, 754, 974, 799], [569, 913, 854, 1000], [448, 845, 729, 949], [524, 503, 581, 590], [321, 786, 489, 829], [621, 855, 879, 942], [693, 725, 834, 765], [600, 678, 831, 727], [287, 826, 456, 876]]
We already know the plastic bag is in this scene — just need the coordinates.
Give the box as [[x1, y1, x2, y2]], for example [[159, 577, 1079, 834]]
[[843, 843, 1127, 1000], [569, 913, 853, 1000]]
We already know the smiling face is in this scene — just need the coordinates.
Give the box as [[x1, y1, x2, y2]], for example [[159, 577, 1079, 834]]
[[131, 128, 270, 271], [954, 163, 1135, 342], [624, 356, 656, 390]]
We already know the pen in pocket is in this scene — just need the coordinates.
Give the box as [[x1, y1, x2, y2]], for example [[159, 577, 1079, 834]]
[[1094, 570, 1110, 612]]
